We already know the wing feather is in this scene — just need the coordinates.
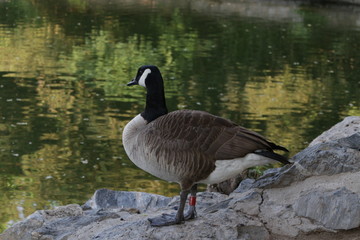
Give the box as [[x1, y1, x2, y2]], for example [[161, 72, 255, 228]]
[[141, 110, 288, 184], [147, 110, 285, 160]]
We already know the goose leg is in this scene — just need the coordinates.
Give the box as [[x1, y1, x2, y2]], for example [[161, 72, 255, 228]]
[[184, 184, 197, 220], [148, 189, 189, 227], [175, 189, 190, 222]]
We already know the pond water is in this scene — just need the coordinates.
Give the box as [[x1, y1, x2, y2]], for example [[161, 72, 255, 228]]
[[0, 0, 359, 231]]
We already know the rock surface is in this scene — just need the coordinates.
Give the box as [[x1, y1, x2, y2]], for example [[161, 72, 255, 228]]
[[309, 116, 360, 146], [1, 116, 359, 240]]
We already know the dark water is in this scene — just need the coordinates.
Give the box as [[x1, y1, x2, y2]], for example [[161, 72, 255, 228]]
[[0, 0, 359, 231]]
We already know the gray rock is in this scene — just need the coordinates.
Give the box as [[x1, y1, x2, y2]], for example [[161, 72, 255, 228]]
[[0, 211, 44, 240], [233, 178, 256, 193], [235, 132, 360, 192], [261, 168, 360, 235], [0, 192, 172, 240], [310, 116, 360, 146], [237, 225, 270, 240], [83, 188, 172, 213], [294, 187, 360, 230], [230, 190, 263, 216]]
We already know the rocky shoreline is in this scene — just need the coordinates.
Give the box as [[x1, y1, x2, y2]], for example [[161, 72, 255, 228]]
[[1, 116, 359, 240]]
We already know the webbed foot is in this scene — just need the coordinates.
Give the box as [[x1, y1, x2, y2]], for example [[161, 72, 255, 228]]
[[184, 206, 197, 220], [148, 206, 197, 227], [148, 212, 182, 227], [149, 185, 198, 227]]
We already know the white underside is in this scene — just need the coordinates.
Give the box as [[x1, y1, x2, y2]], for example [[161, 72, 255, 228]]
[[122, 114, 149, 171], [122, 114, 177, 181], [199, 153, 276, 184]]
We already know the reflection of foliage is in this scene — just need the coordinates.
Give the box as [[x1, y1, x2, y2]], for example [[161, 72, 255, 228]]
[[0, 0, 360, 232]]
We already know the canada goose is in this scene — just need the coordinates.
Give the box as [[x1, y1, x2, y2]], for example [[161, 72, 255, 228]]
[[122, 65, 290, 227]]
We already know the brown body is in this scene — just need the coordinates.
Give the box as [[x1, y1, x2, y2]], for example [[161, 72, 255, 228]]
[[123, 109, 288, 191]]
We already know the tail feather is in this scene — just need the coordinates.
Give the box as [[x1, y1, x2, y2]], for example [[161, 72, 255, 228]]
[[268, 142, 289, 152], [255, 150, 290, 165]]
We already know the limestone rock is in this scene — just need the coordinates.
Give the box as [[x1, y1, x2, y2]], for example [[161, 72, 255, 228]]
[[309, 116, 360, 146], [234, 132, 360, 192], [83, 188, 172, 213], [294, 187, 360, 230]]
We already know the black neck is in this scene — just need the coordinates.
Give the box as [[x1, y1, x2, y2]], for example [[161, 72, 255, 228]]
[[141, 83, 168, 123]]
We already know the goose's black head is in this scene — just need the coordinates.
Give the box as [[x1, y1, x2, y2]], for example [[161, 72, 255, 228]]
[[127, 65, 163, 90], [128, 65, 168, 122]]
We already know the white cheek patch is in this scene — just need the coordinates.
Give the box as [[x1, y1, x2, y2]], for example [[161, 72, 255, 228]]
[[138, 68, 151, 88]]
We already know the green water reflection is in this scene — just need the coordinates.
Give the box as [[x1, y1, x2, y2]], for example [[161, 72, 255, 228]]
[[0, 0, 359, 232]]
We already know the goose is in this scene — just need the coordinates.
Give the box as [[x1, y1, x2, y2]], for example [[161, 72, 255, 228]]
[[122, 65, 290, 227]]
